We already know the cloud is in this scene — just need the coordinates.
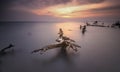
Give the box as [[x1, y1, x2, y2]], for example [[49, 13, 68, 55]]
[[0, 0, 120, 21], [1, 0, 119, 10], [84, 0, 105, 3], [72, 0, 105, 5], [90, 4, 120, 12], [3, 0, 106, 10], [0, 0, 14, 10], [13, 0, 72, 9], [0, 0, 72, 17], [15, 0, 106, 9]]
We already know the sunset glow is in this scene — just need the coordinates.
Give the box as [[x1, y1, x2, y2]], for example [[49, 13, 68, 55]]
[[1, 0, 120, 21], [55, 22, 80, 36], [29, 1, 116, 18]]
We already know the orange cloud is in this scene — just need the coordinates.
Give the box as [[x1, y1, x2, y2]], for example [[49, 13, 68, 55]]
[[28, 0, 119, 18]]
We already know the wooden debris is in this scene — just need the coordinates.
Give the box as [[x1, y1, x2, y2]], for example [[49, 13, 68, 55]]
[[0, 44, 14, 55], [31, 28, 81, 54]]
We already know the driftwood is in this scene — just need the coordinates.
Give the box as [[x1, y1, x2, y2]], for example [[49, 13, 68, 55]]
[[111, 21, 120, 28], [0, 44, 14, 55], [81, 25, 87, 34], [87, 24, 108, 27], [31, 28, 81, 54], [86, 21, 110, 27], [31, 43, 62, 54]]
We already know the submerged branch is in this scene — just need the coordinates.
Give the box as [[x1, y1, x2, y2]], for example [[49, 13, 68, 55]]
[[31, 28, 81, 54], [31, 43, 62, 54], [0, 44, 14, 54]]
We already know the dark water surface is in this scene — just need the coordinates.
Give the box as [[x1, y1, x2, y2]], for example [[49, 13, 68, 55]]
[[0, 22, 120, 72]]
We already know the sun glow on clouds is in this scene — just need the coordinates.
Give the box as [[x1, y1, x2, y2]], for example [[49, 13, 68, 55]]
[[30, 1, 115, 18]]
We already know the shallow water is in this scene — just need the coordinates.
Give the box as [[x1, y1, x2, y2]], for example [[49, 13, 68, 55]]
[[0, 22, 120, 72]]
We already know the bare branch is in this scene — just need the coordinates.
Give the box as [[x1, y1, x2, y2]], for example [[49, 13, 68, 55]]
[[31, 28, 81, 54], [71, 43, 81, 48], [31, 43, 62, 54]]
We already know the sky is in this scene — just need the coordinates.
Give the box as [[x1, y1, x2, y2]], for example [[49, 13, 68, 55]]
[[0, 0, 120, 21]]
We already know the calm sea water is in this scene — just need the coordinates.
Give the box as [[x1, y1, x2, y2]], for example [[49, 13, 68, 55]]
[[0, 22, 120, 72]]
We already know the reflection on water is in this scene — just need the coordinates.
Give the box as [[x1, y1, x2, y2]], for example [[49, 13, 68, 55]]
[[0, 22, 120, 72], [55, 22, 82, 37], [40, 47, 76, 72]]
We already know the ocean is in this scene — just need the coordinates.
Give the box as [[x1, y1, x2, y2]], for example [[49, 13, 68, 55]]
[[0, 21, 120, 72]]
